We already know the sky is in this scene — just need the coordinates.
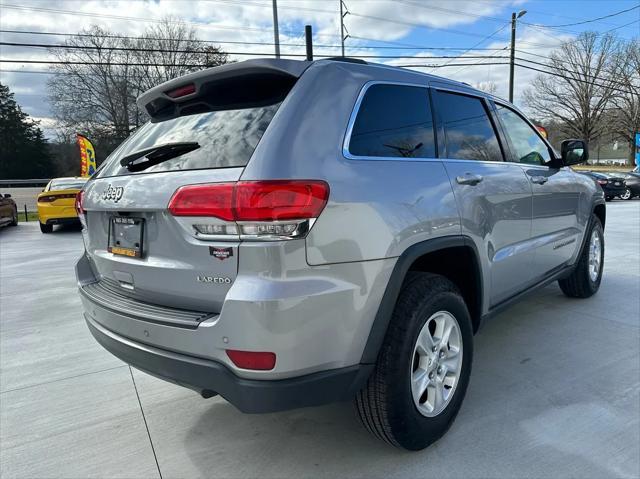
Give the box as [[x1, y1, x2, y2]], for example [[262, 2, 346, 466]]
[[0, 0, 639, 138]]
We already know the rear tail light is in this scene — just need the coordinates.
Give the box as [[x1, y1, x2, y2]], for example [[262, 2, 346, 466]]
[[597, 179, 607, 185], [75, 190, 85, 216], [168, 180, 329, 241], [38, 195, 57, 203], [226, 350, 276, 370]]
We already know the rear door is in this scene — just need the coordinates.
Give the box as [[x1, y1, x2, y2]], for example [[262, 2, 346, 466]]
[[494, 102, 581, 279], [82, 96, 285, 313], [433, 88, 535, 307]]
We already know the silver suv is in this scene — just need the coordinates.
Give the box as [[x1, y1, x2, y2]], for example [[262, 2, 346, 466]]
[[76, 58, 605, 450]]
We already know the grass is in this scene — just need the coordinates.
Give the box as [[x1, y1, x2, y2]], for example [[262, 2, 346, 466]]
[[19, 212, 40, 222]]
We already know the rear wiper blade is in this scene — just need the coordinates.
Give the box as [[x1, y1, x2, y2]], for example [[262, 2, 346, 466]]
[[120, 142, 200, 172]]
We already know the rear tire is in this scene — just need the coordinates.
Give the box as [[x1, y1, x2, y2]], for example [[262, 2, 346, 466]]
[[558, 214, 604, 298], [605, 196, 612, 202], [39, 222, 53, 234], [355, 272, 473, 450]]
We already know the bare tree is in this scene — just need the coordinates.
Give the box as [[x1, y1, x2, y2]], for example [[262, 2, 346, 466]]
[[524, 32, 621, 145], [473, 81, 498, 96], [131, 18, 227, 94], [48, 19, 228, 154], [608, 38, 640, 165]]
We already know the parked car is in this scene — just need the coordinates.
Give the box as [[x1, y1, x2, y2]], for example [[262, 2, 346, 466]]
[[0, 193, 18, 228], [37, 177, 88, 233], [579, 171, 626, 201], [76, 58, 605, 450], [610, 172, 640, 200]]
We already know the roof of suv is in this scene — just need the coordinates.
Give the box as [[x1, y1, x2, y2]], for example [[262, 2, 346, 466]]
[[138, 58, 486, 118]]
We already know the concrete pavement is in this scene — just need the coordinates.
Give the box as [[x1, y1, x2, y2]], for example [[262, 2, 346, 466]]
[[1, 202, 638, 478]]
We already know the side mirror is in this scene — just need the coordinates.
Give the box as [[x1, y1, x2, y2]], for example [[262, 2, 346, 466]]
[[4, 194, 11, 198], [561, 139, 588, 166]]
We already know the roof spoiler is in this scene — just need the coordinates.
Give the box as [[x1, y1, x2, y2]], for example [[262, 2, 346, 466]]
[[137, 59, 312, 121]]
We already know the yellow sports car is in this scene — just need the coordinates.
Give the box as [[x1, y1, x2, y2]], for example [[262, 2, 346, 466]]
[[37, 177, 87, 233]]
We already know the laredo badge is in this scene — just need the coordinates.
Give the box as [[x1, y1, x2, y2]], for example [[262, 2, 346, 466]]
[[210, 246, 233, 261]]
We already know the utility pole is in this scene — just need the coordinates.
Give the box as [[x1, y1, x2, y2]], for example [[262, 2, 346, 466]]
[[509, 10, 526, 103], [339, 0, 349, 57], [272, 0, 280, 58]]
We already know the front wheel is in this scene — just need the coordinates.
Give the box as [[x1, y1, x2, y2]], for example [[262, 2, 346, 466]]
[[558, 214, 604, 298], [355, 273, 473, 450], [620, 188, 632, 200], [9, 210, 18, 226]]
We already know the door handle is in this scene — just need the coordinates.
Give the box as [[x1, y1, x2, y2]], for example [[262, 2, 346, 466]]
[[529, 175, 548, 185], [456, 173, 483, 186]]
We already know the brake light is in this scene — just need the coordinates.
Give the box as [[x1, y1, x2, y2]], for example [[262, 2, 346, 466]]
[[168, 180, 329, 240], [165, 83, 196, 98], [597, 179, 607, 185], [75, 190, 85, 215], [226, 350, 276, 370], [38, 195, 57, 203], [235, 181, 329, 221], [168, 183, 235, 220]]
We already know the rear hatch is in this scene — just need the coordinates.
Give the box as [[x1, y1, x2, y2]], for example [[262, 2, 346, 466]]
[[81, 59, 308, 313]]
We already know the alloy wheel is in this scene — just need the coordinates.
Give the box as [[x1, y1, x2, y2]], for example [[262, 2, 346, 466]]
[[410, 311, 463, 417]]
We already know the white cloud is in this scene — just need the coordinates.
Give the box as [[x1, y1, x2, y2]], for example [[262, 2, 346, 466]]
[[2, 0, 567, 134]]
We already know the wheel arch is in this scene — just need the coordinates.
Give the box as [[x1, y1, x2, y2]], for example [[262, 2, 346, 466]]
[[360, 235, 483, 365], [593, 202, 606, 230]]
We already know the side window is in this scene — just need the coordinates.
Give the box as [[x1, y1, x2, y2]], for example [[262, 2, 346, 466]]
[[437, 91, 502, 162], [495, 104, 551, 165], [348, 84, 436, 158]]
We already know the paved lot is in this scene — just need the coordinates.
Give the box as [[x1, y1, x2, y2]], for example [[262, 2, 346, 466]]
[[1, 202, 639, 479]]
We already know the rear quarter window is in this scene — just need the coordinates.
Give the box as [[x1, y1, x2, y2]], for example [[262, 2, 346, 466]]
[[347, 83, 436, 159]]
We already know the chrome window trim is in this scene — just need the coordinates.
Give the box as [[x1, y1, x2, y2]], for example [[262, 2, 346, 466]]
[[342, 80, 439, 163]]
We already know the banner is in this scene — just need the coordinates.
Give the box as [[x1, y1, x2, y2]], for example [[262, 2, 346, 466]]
[[77, 134, 97, 177], [635, 132, 640, 167]]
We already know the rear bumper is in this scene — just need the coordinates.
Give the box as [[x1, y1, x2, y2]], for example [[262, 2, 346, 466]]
[[86, 314, 372, 413]]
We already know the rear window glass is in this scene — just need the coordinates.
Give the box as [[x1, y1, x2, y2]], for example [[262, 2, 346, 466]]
[[437, 91, 502, 162], [348, 84, 436, 159], [49, 180, 87, 190], [96, 103, 281, 178]]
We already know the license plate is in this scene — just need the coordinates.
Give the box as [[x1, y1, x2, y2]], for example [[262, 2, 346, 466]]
[[108, 216, 144, 258], [614, 182, 621, 186]]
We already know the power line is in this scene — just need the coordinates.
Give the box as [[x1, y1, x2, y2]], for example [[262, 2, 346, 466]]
[[516, 57, 639, 90], [0, 28, 519, 52], [514, 62, 636, 96], [0, 49, 509, 61], [521, 5, 640, 28]]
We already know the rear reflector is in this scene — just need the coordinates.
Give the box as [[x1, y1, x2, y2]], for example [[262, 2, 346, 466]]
[[168, 180, 329, 222], [226, 350, 276, 370], [165, 83, 196, 98]]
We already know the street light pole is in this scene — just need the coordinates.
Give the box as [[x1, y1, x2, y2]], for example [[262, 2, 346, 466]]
[[509, 10, 526, 103], [272, 0, 280, 58]]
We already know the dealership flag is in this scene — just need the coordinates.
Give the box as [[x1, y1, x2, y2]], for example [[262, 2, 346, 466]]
[[77, 134, 97, 177]]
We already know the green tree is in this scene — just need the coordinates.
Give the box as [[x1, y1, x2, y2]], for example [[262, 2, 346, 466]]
[[0, 83, 55, 179]]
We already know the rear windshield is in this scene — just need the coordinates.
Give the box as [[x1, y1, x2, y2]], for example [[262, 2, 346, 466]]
[[49, 180, 87, 190], [96, 103, 281, 178]]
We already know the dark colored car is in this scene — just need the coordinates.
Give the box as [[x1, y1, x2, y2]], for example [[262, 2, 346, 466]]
[[580, 172, 626, 201], [613, 172, 640, 200], [0, 193, 18, 227]]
